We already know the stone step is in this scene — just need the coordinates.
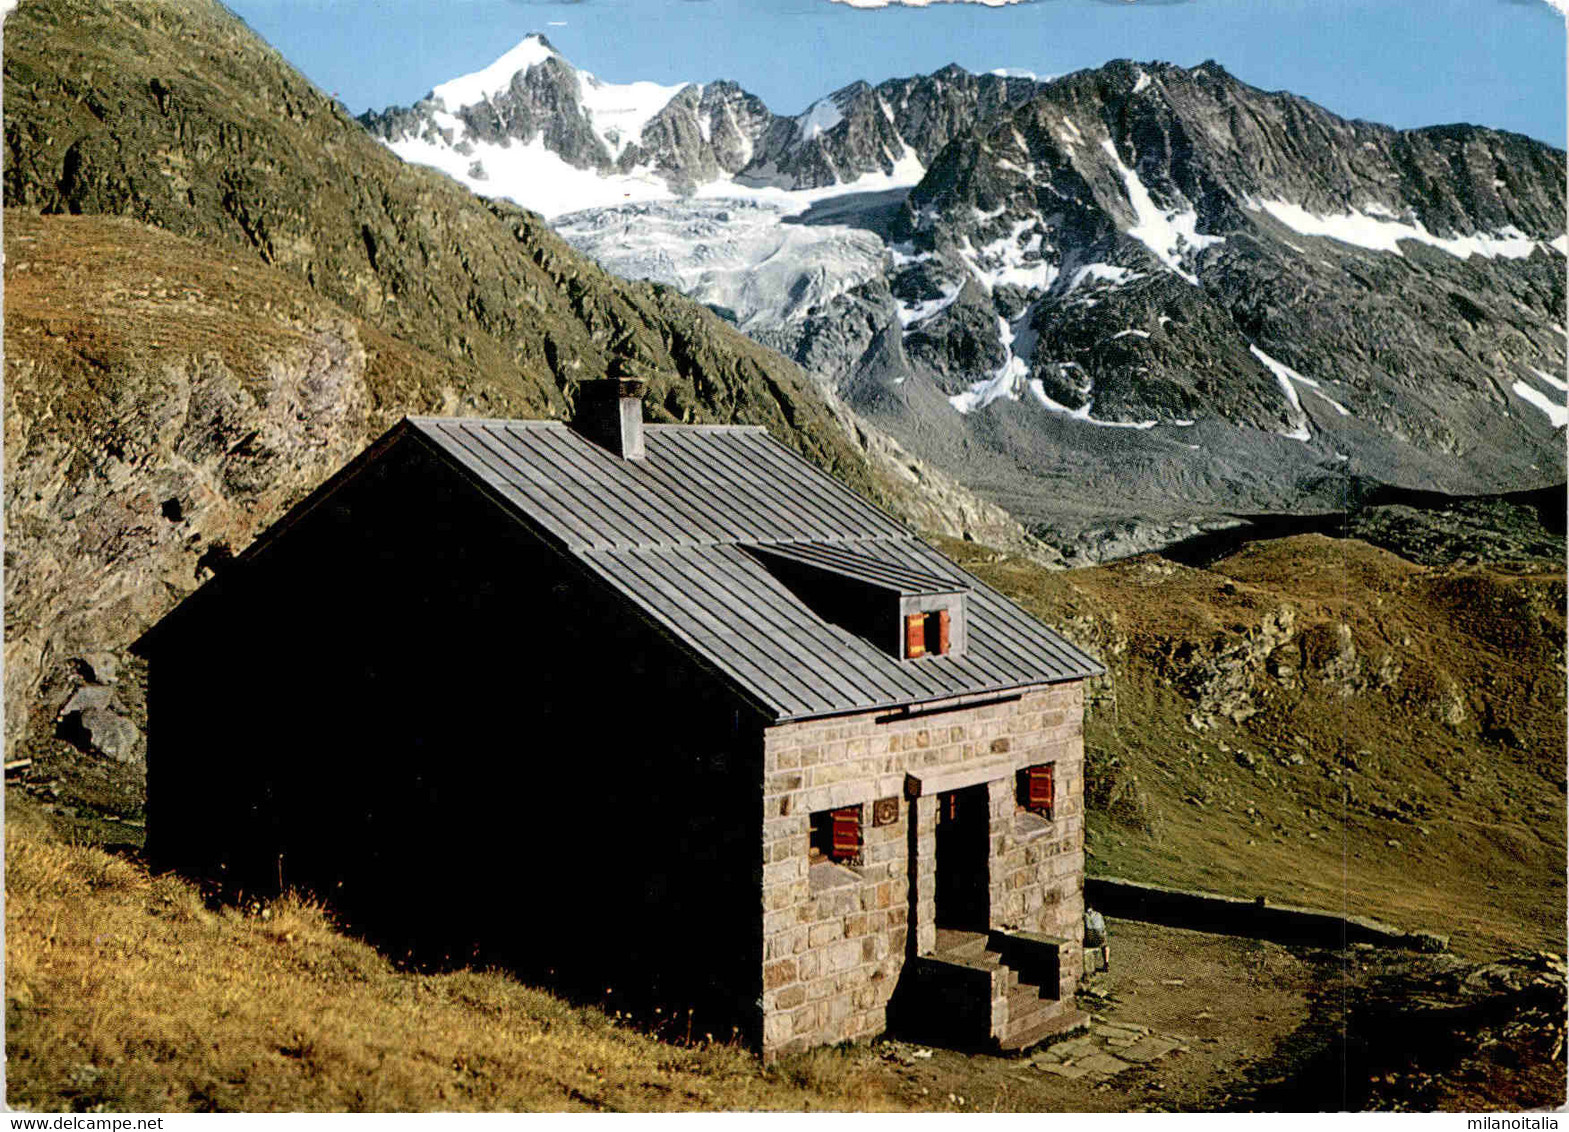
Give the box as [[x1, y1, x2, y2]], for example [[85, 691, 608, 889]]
[[998, 1004, 1091, 1053], [943, 935, 998, 963], [1006, 980, 1046, 1016], [935, 933, 1023, 987], [999, 980, 1050, 1046]]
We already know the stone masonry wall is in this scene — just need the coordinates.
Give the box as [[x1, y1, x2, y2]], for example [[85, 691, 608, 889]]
[[759, 681, 1085, 1059], [987, 773, 1086, 1003]]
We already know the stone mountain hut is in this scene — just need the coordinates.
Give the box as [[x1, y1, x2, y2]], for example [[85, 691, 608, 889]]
[[133, 379, 1103, 1059]]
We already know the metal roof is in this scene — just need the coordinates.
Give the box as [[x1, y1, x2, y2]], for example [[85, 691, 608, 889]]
[[413, 417, 911, 550], [747, 541, 963, 596], [408, 417, 1102, 721]]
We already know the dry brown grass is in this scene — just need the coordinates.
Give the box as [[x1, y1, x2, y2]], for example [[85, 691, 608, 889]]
[[3, 209, 527, 429], [4, 797, 908, 1112]]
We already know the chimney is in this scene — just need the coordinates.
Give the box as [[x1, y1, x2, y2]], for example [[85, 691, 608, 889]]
[[573, 377, 646, 460]]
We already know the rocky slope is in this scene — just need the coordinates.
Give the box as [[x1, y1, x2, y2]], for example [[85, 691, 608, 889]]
[[875, 61, 1564, 464], [2, 0, 1039, 765], [4, 211, 443, 774], [1248, 949, 1568, 1111]]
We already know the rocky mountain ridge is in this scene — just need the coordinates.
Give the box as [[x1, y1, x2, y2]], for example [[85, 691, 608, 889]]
[[540, 55, 1566, 540], [358, 35, 1047, 212]]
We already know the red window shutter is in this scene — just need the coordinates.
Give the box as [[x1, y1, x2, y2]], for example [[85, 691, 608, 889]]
[[935, 609, 951, 655], [905, 613, 926, 658], [830, 806, 861, 861], [1027, 764, 1055, 817]]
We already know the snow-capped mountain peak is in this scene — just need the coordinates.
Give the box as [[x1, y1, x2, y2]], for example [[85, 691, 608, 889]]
[[430, 34, 558, 110], [361, 45, 1047, 215], [424, 32, 693, 164]]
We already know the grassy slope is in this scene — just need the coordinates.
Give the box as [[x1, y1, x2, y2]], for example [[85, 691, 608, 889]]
[[944, 533, 1566, 958], [3, 796, 905, 1113], [4, 209, 500, 428]]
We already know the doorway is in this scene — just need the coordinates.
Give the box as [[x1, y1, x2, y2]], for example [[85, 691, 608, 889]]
[[934, 784, 990, 932]]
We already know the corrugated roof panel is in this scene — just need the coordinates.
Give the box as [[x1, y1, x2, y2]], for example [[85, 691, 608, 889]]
[[682, 552, 881, 706], [423, 422, 605, 548], [405, 417, 1102, 719], [617, 545, 906, 712], [581, 543, 1088, 721], [750, 540, 963, 596], [626, 448, 758, 544], [652, 429, 848, 542], [716, 432, 874, 542], [470, 425, 664, 548], [693, 546, 921, 706], [590, 548, 816, 716], [728, 430, 911, 542]]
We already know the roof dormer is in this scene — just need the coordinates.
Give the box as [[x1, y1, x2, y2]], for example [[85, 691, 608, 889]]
[[748, 541, 969, 661]]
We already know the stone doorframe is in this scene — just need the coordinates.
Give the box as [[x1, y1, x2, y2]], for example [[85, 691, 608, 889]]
[[904, 754, 1026, 956]]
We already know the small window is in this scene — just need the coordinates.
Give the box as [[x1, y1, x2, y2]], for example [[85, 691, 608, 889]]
[[1018, 763, 1055, 819], [905, 609, 951, 659], [809, 805, 862, 865], [928, 609, 951, 655]]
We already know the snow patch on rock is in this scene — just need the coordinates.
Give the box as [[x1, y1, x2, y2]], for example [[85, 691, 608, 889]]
[[1101, 138, 1223, 286], [897, 282, 965, 329], [578, 71, 691, 161], [949, 316, 1030, 414], [1251, 199, 1554, 261], [959, 220, 1059, 293], [798, 96, 846, 142], [1529, 366, 1569, 393], [1250, 344, 1314, 441], [1064, 263, 1141, 294], [1512, 380, 1569, 428], [1027, 378, 1159, 429], [387, 132, 674, 217]]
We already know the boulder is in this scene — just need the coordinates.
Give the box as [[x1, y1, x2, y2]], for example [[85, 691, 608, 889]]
[[59, 705, 142, 764]]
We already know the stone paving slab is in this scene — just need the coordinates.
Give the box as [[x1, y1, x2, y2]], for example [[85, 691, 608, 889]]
[[1093, 1022, 1148, 1038], [1045, 1037, 1098, 1059], [1038, 1061, 1095, 1079], [1119, 1036, 1183, 1063], [1076, 1052, 1133, 1077], [1031, 1021, 1185, 1081]]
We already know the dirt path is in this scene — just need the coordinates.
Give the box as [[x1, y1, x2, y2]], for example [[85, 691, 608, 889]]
[[867, 918, 1337, 1111]]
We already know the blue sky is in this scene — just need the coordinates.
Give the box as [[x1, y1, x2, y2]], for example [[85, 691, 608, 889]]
[[228, 0, 1566, 146]]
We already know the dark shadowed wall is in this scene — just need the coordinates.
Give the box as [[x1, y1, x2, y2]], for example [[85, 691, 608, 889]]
[[141, 432, 767, 1040]]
